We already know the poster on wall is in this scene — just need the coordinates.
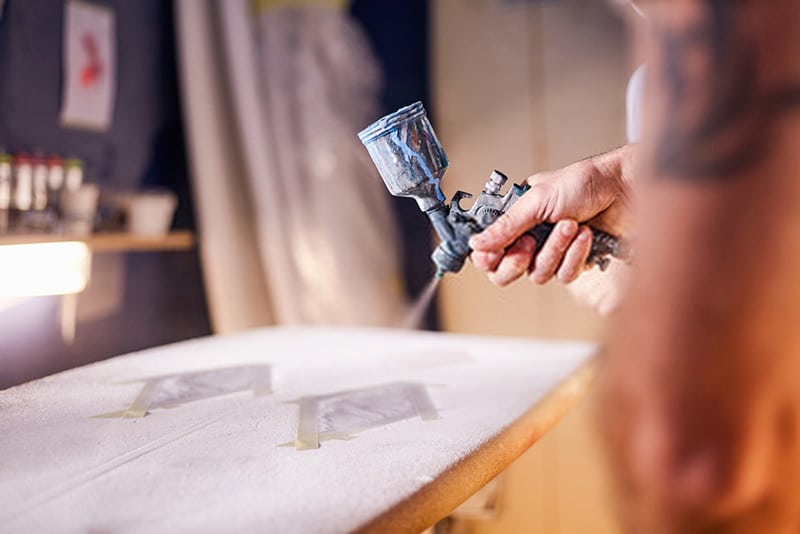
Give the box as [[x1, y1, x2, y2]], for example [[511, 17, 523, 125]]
[[59, 0, 116, 131]]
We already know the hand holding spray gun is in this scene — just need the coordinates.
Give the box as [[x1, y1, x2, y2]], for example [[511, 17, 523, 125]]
[[358, 102, 632, 286], [469, 145, 635, 288]]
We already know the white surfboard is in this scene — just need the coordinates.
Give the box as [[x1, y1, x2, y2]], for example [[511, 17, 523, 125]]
[[0, 327, 595, 533]]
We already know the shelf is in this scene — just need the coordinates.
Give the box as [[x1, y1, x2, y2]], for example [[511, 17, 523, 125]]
[[0, 230, 196, 252]]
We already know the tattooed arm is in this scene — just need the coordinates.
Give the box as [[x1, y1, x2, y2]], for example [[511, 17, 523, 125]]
[[601, 1, 800, 532]]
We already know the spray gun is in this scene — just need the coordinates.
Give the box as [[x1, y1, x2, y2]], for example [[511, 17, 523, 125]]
[[358, 102, 630, 278]]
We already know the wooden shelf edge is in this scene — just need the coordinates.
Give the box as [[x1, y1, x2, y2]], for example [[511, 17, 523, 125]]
[[0, 230, 196, 252]]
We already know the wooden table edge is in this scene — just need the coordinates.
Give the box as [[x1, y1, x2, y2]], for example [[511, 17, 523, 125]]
[[355, 357, 599, 534]]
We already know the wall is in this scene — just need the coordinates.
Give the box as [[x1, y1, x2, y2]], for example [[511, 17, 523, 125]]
[[0, 0, 210, 389], [433, 0, 628, 342], [1, 1, 169, 191], [433, 1, 630, 531]]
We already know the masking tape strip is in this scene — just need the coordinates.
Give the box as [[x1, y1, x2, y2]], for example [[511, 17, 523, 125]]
[[283, 382, 440, 450], [294, 398, 320, 450], [94, 365, 273, 418], [409, 384, 440, 421], [278, 432, 354, 448], [123, 378, 163, 418], [92, 410, 126, 419], [316, 431, 354, 442]]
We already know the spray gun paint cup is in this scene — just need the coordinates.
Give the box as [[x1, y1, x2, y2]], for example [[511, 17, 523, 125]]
[[359, 102, 471, 276], [358, 102, 449, 213]]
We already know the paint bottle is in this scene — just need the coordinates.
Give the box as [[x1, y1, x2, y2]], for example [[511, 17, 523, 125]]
[[64, 158, 84, 192], [46, 155, 65, 211], [47, 156, 65, 191], [32, 151, 48, 212], [13, 153, 33, 213]]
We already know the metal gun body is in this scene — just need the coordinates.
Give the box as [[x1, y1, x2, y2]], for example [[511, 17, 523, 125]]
[[430, 171, 628, 277]]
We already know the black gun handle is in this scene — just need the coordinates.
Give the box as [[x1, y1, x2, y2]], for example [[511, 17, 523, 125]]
[[526, 222, 629, 272]]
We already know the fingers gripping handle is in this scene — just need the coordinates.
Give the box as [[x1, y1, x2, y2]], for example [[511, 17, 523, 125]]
[[527, 223, 629, 272], [430, 170, 632, 277]]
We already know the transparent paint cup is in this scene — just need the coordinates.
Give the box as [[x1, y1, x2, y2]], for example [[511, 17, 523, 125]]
[[358, 101, 449, 212]]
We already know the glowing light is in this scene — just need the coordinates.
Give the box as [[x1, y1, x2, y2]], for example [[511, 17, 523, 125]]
[[0, 242, 91, 298]]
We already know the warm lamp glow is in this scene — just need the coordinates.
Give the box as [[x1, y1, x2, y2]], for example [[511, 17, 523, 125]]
[[0, 242, 91, 298]]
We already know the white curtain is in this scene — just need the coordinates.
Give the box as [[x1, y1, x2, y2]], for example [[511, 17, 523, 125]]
[[175, 0, 408, 331]]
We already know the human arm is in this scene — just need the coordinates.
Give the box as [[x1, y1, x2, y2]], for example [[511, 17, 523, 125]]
[[600, 1, 800, 531]]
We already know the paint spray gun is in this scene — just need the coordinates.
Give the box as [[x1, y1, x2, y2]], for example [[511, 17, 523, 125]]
[[358, 102, 630, 278]]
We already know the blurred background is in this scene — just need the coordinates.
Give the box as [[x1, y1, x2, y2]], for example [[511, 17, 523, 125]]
[[0, 0, 632, 531]]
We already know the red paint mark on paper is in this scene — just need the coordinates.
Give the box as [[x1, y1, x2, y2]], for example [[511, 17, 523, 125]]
[[80, 32, 103, 88]]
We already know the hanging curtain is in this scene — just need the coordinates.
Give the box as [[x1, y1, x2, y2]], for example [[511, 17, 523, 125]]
[[175, 0, 408, 330], [174, 0, 273, 333]]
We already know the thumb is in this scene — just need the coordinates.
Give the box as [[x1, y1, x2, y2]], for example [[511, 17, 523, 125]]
[[469, 186, 549, 250]]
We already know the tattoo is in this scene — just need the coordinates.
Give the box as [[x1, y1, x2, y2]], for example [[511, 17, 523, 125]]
[[653, 0, 800, 179]]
